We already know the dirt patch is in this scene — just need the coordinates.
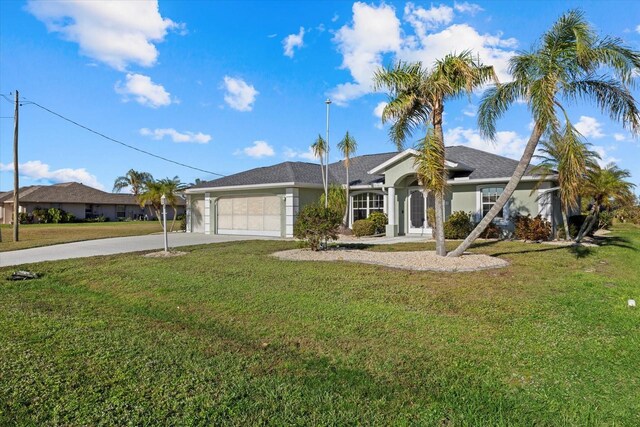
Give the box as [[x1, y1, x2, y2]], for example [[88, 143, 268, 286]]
[[272, 248, 509, 272], [144, 250, 187, 258]]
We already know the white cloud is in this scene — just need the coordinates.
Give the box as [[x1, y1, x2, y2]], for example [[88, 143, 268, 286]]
[[445, 127, 527, 159], [404, 3, 454, 39], [222, 76, 258, 112], [140, 128, 211, 144], [574, 116, 604, 139], [636, 24, 640, 34], [238, 141, 275, 158], [329, 2, 403, 105], [115, 73, 172, 108], [592, 146, 620, 167], [613, 133, 627, 142], [462, 104, 476, 117], [284, 147, 317, 161], [329, 2, 516, 105], [454, 2, 484, 15], [283, 27, 305, 58], [26, 0, 183, 71], [332, 14, 340, 23], [0, 160, 104, 190], [373, 101, 388, 129], [397, 24, 517, 83]]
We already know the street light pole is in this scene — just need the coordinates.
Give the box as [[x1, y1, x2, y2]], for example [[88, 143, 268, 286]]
[[161, 194, 168, 252], [324, 98, 331, 208]]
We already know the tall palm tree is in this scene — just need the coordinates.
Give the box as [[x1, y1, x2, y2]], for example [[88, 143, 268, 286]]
[[337, 131, 358, 227], [112, 169, 153, 198], [311, 135, 328, 201], [448, 9, 640, 257], [532, 124, 600, 240], [374, 51, 496, 256], [575, 164, 635, 242]]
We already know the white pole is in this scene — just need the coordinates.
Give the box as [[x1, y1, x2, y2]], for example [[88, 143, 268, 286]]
[[325, 99, 331, 208], [161, 194, 168, 252]]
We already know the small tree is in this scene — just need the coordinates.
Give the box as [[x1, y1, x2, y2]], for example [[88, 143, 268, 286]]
[[293, 204, 341, 251], [320, 185, 346, 218], [337, 131, 358, 227]]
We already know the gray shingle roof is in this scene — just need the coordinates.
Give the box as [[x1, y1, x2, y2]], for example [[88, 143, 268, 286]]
[[0, 182, 184, 206], [190, 146, 540, 189]]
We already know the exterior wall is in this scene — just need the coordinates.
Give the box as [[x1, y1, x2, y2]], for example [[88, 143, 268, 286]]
[[5, 202, 174, 223], [192, 188, 287, 236], [383, 156, 416, 187]]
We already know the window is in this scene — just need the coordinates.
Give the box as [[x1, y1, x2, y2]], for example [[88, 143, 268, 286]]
[[481, 187, 504, 218], [116, 205, 126, 219], [85, 204, 93, 219], [352, 192, 384, 222]]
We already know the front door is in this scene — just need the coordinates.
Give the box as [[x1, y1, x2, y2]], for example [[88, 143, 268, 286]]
[[408, 189, 426, 234]]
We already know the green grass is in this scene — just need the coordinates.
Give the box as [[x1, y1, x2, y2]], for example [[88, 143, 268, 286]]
[[1, 225, 639, 425], [0, 221, 164, 252]]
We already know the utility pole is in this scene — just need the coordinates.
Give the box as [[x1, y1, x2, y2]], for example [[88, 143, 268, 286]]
[[13, 90, 19, 242], [324, 99, 331, 208]]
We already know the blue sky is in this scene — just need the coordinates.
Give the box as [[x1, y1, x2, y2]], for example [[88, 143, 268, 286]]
[[1, 0, 639, 192]]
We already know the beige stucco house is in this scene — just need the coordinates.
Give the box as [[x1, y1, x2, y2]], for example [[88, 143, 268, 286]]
[[184, 146, 560, 238]]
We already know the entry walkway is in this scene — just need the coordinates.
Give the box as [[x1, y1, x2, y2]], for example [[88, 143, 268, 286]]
[[0, 233, 276, 267]]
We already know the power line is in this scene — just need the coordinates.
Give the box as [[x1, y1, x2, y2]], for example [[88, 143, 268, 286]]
[[1, 93, 225, 177]]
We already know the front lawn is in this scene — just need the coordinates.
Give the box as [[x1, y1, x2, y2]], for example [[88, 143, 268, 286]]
[[1, 225, 639, 425], [0, 221, 164, 252]]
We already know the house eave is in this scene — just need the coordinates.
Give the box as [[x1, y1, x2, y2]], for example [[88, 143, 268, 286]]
[[184, 182, 324, 193]]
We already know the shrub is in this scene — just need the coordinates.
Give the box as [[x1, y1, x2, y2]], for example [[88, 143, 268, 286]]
[[557, 223, 579, 240], [597, 210, 614, 230], [293, 203, 341, 250], [444, 211, 473, 239], [319, 185, 346, 217], [367, 212, 388, 234], [47, 208, 63, 224], [85, 215, 107, 223], [18, 212, 34, 224], [32, 207, 48, 223], [514, 214, 551, 241], [352, 219, 377, 237], [177, 214, 186, 231], [479, 222, 502, 239]]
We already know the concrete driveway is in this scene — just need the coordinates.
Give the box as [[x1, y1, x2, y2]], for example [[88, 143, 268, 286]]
[[0, 233, 279, 268]]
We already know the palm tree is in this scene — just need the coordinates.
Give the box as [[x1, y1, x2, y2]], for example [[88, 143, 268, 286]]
[[448, 9, 640, 257], [157, 176, 187, 232], [575, 164, 635, 242], [374, 51, 496, 256], [112, 169, 153, 198], [138, 176, 186, 231], [337, 131, 358, 227], [311, 135, 328, 201], [532, 124, 600, 240]]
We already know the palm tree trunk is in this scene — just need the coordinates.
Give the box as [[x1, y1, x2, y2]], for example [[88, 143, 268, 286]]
[[561, 204, 571, 241], [170, 206, 177, 232], [342, 166, 350, 227], [319, 158, 326, 201], [433, 111, 447, 257], [448, 123, 544, 257], [575, 204, 598, 243]]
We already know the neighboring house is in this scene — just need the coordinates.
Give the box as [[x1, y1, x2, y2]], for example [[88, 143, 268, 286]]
[[0, 182, 185, 224], [184, 146, 560, 238]]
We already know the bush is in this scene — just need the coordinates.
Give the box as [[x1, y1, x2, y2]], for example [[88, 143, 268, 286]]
[[18, 212, 34, 224], [319, 185, 346, 217], [85, 215, 107, 223], [32, 207, 48, 223], [293, 203, 341, 250], [597, 210, 614, 230], [444, 211, 473, 239], [177, 214, 186, 231], [514, 214, 551, 241], [367, 212, 388, 234], [47, 208, 63, 224], [352, 219, 377, 237], [479, 222, 502, 239]]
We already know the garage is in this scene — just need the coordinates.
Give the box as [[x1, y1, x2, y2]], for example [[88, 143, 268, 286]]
[[216, 196, 282, 237]]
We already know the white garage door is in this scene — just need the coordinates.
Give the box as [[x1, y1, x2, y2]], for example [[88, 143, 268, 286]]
[[217, 196, 282, 236]]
